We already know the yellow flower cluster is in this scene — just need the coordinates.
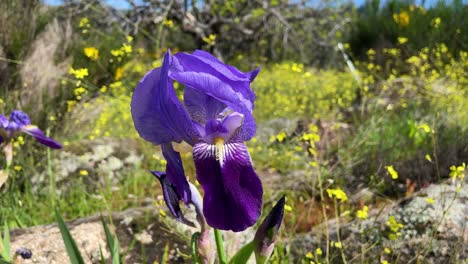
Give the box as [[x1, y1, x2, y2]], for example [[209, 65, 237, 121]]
[[84, 47, 99, 61], [202, 34, 216, 46], [449, 163, 466, 180], [111, 36, 133, 59], [356, 205, 369, 219], [69, 67, 89, 79], [326, 188, 348, 202], [393, 11, 410, 27], [386, 215, 404, 240]]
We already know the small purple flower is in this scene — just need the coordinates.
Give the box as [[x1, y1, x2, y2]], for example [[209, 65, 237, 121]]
[[15, 247, 33, 259], [0, 110, 62, 149], [131, 50, 262, 232]]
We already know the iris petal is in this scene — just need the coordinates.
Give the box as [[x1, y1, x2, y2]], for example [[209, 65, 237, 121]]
[[161, 143, 192, 204], [193, 141, 263, 232], [152, 171, 195, 227], [169, 71, 256, 141], [0, 115, 8, 128], [23, 126, 62, 149], [184, 86, 226, 124], [172, 52, 256, 111], [131, 51, 198, 146]]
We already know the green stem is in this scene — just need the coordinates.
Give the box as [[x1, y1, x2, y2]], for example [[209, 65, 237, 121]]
[[214, 229, 227, 264], [191, 232, 201, 264]]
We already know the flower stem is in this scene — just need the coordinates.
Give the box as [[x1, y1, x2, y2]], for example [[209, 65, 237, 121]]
[[214, 229, 227, 264]]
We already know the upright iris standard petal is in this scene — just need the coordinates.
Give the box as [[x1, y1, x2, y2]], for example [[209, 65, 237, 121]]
[[23, 126, 62, 149], [152, 171, 195, 227], [161, 143, 192, 204], [170, 71, 256, 141], [193, 141, 263, 232], [184, 87, 226, 124], [131, 52, 198, 146], [174, 51, 259, 109]]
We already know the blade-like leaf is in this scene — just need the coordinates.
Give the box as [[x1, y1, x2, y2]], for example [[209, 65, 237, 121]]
[[1, 223, 10, 261], [229, 241, 254, 264], [112, 237, 120, 264], [99, 246, 106, 264], [101, 217, 120, 264], [55, 209, 85, 264]]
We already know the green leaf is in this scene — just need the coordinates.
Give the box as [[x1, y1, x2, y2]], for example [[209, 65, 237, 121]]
[[55, 209, 85, 264], [0, 223, 10, 261], [99, 246, 106, 264], [228, 241, 254, 264], [100, 217, 120, 264]]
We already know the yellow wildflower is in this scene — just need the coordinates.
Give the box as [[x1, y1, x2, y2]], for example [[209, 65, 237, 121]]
[[14, 165, 22, 171], [115, 67, 124, 80], [122, 43, 132, 53], [315, 248, 323, 255], [305, 252, 313, 258], [69, 67, 89, 79], [397, 37, 408, 44], [356, 205, 369, 219], [79, 17, 90, 28], [449, 163, 465, 179], [163, 19, 174, 28], [79, 170, 88, 176], [425, 154, 432, 162], [326, 188, 348, 202], [393, 12, 410, 27], [385, 165, 398, 180], [431, 17, 441, 28], [84, 47, 99, 60], [202, 34, 216, 46], [425, 197, 435, 204]]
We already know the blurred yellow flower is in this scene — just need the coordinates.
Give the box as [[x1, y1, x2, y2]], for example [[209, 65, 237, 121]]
[[356, 205, 369, 219], [326, 188, 348, 202], [431, 17, 441, 28], [397, 37, 408, 44], [385, 165, 398, 180], [202, 34, 216, 46], [84, 47, 99, 60], [79, 170, 88, 176], [115, 67, 125, 80], [69, 67, 89, 79], [393, 12, 410, 27], [79, 17, 90, 28]]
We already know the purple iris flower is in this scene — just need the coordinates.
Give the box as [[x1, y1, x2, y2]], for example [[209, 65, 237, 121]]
[[131, 50, 263, 232], [0, 110, 62, 149]]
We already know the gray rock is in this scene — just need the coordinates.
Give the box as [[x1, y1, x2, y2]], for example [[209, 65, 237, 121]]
[[288, 178, 468, 263]]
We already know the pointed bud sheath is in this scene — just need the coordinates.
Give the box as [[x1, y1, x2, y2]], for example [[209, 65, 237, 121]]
[[253, 196, 286, 264]]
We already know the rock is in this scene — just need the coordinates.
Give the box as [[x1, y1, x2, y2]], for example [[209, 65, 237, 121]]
[[9, 204, 256, 264], [31, 138, 143, 193], [288, 178, 468, 263], [10, 206, 190, 264]]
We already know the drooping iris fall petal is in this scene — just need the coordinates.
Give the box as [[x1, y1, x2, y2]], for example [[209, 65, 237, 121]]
[[23, 126, 62, 149], [193, 141, 263, 232], [152, 171, 195, 227]]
